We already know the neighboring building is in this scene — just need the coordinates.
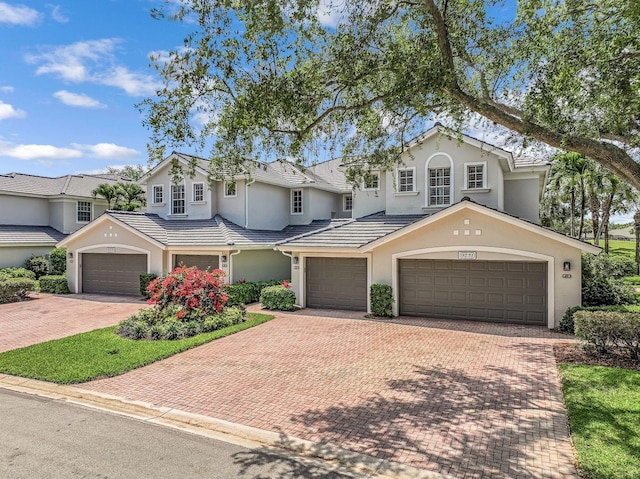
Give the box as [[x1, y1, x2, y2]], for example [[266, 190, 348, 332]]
[[0, 172, 126, 267], [59, 125, 599, 327]]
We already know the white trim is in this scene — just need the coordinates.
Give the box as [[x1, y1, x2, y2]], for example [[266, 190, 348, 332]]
[[299, 252, 371, 313], [74, 244, 151, 294], [291, 188, 303, 215], [396, 166, 416, 193], [343, 194, 353, 212], [138, 152, 209, 184], [390, 246, 555, 328], [224, 180, 237, 198], [75, 200, 93, 224], [425, 152, 454, 207], [151, 184, 164, 205], [362, 172, 380, 191], [191, 181, 205, 203], [463, 161, 487, 190], [360, 201, 601, 254]]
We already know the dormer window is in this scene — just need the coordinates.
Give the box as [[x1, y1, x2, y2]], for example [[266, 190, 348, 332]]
[[224, 181, 237, 197], [363, 172, 379, 190], [397, 167, 416, 192], [152, 185, 164, 205], [465, 162, 487, 189], [192, 182, 205, 202], [291, 189, 303, 214], [171, 184, 185, 214], [343, 194, 353, 211]]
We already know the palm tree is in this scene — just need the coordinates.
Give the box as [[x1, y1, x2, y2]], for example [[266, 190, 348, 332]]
[[91, 183, 120, 209], [116, 182, 146, 211]]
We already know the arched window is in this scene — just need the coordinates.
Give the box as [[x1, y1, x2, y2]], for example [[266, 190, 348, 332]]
[[426, 153, 454, 206]]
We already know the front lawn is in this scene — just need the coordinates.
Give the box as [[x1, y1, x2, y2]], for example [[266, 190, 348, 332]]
[[559, 364, 640, 479], [0, 312, 273, 384]]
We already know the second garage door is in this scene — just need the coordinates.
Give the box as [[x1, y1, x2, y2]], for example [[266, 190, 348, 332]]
[[306, 257, 367, 310], [82, 253, 147, 295], [173, 254, 219, 271], [399, 259, 547, 325]]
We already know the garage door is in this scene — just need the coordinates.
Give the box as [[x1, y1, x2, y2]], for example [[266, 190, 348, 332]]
[[306, 257, 367, 310], [399, 260, 547, 325], [82, 253, 147, 295], [173, 254, 219, 271]]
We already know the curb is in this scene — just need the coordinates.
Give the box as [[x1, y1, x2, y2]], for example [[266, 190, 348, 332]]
[[0, 374, 455, 479]]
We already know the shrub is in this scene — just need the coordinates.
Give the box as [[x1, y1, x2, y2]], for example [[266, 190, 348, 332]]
[[24, 255, 49, 278], [574, 311, 640, 359], [49, 247, 67, 275], [0, 267, 36, 280], [139, 273, 158, 297], [260, 285, 296, 311], [38, 275, 70, 294], [0, 278, 36, 303], [370, 283, 394, 317], [582, 254, 636, 306], [225, 279, 282, 306], [560, 305, 635, 334]]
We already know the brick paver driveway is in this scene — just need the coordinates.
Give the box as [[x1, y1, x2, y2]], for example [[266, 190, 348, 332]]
[[0, 293, 146, 353], [84, 310, 577, 479]]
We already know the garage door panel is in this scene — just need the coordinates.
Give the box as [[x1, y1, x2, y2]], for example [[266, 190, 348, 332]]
[[306, 258, 367, 311], [399, 259, 547, 325], [82, 253, 146, 295], [174, 254, 219, 271]]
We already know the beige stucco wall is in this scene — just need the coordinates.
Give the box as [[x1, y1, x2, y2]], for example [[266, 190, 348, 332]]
[[353, 173, 386, 218], [504, 176, 541, 223], [231, 249, 291, 283], [247, 182, 289, 230], [0, 194, 49, 226], [0, 245, 54, 268]]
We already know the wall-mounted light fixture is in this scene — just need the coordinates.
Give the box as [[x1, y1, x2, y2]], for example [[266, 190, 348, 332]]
[[563, 261, 571, 271], [68, 252, 73, 259], [220, 255, 227, 263], [292, 256, 299, 265]]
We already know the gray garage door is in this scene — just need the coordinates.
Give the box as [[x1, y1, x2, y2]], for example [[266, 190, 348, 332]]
[[399, 259, 547, 325], [173, 254, 219, 271], [306, 257, 367, 310], [82, 253, 147, 295]]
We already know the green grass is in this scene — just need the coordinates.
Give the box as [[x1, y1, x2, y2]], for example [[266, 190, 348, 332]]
[[603, 240, 636, 260], [0, 313, 273, 384], [559, 364, 640, 479]]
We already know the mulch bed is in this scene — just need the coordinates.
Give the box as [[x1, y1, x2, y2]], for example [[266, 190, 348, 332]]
[[554, 342, 640, 371]]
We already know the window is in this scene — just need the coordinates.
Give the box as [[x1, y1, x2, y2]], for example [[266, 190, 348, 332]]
[[224, 181, 236, 197], [343, 194, 353, 211], [397, 168, 415, 192], [192, 182, 204, 202], [77, 201, 91, 222], [291, 189, 303, 214], [171, 184, 185, 214], [465, 163, 486, 189], [429, 167, 451, 206], [152, 185, 163, 204], [363, 172, 379, 190]]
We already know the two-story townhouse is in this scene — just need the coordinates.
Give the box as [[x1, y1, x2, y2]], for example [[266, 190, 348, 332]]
[[60, 125, 599, 327], [0, 173, 125, 267]]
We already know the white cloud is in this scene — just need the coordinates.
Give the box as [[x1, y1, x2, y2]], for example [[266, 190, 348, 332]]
[[25, 39, 161, 96], [48, 4, 68, 23], [316, 0, 345, 28], [72, 143, 139, 159], [53, 90, 106, 108], [0, 86, 14, 93], [0, 100, 26, 120], [0, 2, 42, 26], [0, 143, 81, 160]]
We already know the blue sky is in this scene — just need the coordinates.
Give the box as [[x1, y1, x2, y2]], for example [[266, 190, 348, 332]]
[[0, 0, 193, 176]]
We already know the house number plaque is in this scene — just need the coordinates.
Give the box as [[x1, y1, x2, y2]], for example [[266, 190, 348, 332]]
[[458, 251, 477, 260]]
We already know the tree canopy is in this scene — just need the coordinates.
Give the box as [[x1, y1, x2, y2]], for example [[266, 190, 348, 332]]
[[142, 0, 640, 187]]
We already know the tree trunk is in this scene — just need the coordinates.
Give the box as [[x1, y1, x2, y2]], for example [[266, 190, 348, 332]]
[[578, 177, 586, 239], [604, 222, 610, 254], [570, 188, 576, 237], [590, 194, 601, 245], [634, 210, 640, 274]]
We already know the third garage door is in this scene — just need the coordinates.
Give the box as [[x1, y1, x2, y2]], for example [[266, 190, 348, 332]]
[[306, 257, 367, 310], [399, 259, 547, 325]]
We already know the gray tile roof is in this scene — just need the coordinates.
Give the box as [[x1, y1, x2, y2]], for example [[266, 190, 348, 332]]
[[277, 212, 426, 248], [107, 212, 345, 247], [0, 225, 67, 245], [0, 172, 127, 198]]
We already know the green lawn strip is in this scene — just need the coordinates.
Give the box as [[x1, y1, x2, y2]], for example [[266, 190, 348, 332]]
[[0, 312, 273, 384], [559, 364, 640, 479]]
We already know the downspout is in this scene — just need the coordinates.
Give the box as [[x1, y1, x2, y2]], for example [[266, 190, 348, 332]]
[[228, 249, 242, 283], [276, 248, 301, 308], [244, 178, 256, 228]]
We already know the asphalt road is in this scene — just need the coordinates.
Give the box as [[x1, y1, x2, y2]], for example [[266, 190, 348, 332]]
[[0, 389, 360, 479]]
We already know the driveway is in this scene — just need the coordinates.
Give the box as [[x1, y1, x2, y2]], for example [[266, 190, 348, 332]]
[[0, 293, 146, 353], [84, 309, 578, 479]]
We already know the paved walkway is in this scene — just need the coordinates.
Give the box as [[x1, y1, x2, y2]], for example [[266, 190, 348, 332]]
[[0, 293, 146, 353], [84, 308, 578, 479]]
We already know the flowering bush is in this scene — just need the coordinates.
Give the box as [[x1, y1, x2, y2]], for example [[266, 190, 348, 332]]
[[147, 266, 228, 319]]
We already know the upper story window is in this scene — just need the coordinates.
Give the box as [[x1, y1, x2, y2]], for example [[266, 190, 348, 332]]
[[291, 189, 303, 214], [397, 167, 416, 192], [152, 185, 164, 205], [192, 182, 205, 202], [428, 167, 451, 206], [363, 172, 379, 190], [171, 184, 185, 214], [343, 194, 353, 211], [224, 181, 237, 197], [77, 201, 91, 223], [465, 162, 487, 189]]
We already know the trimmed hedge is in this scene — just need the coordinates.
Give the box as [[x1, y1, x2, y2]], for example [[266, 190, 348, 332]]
[[49, 247, 67, 275], [260, 285, 296, 311], [0, 278, 36, 303], [582, 253, 636, 306], [39, 275, 70, 294], [0, 267, 36, 280], [370, 283, 393, 317], [226, 279, 282, 306], [559, 304, 639, 334], [574, 311, 640, 359], [24, 255, 50, 279]]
